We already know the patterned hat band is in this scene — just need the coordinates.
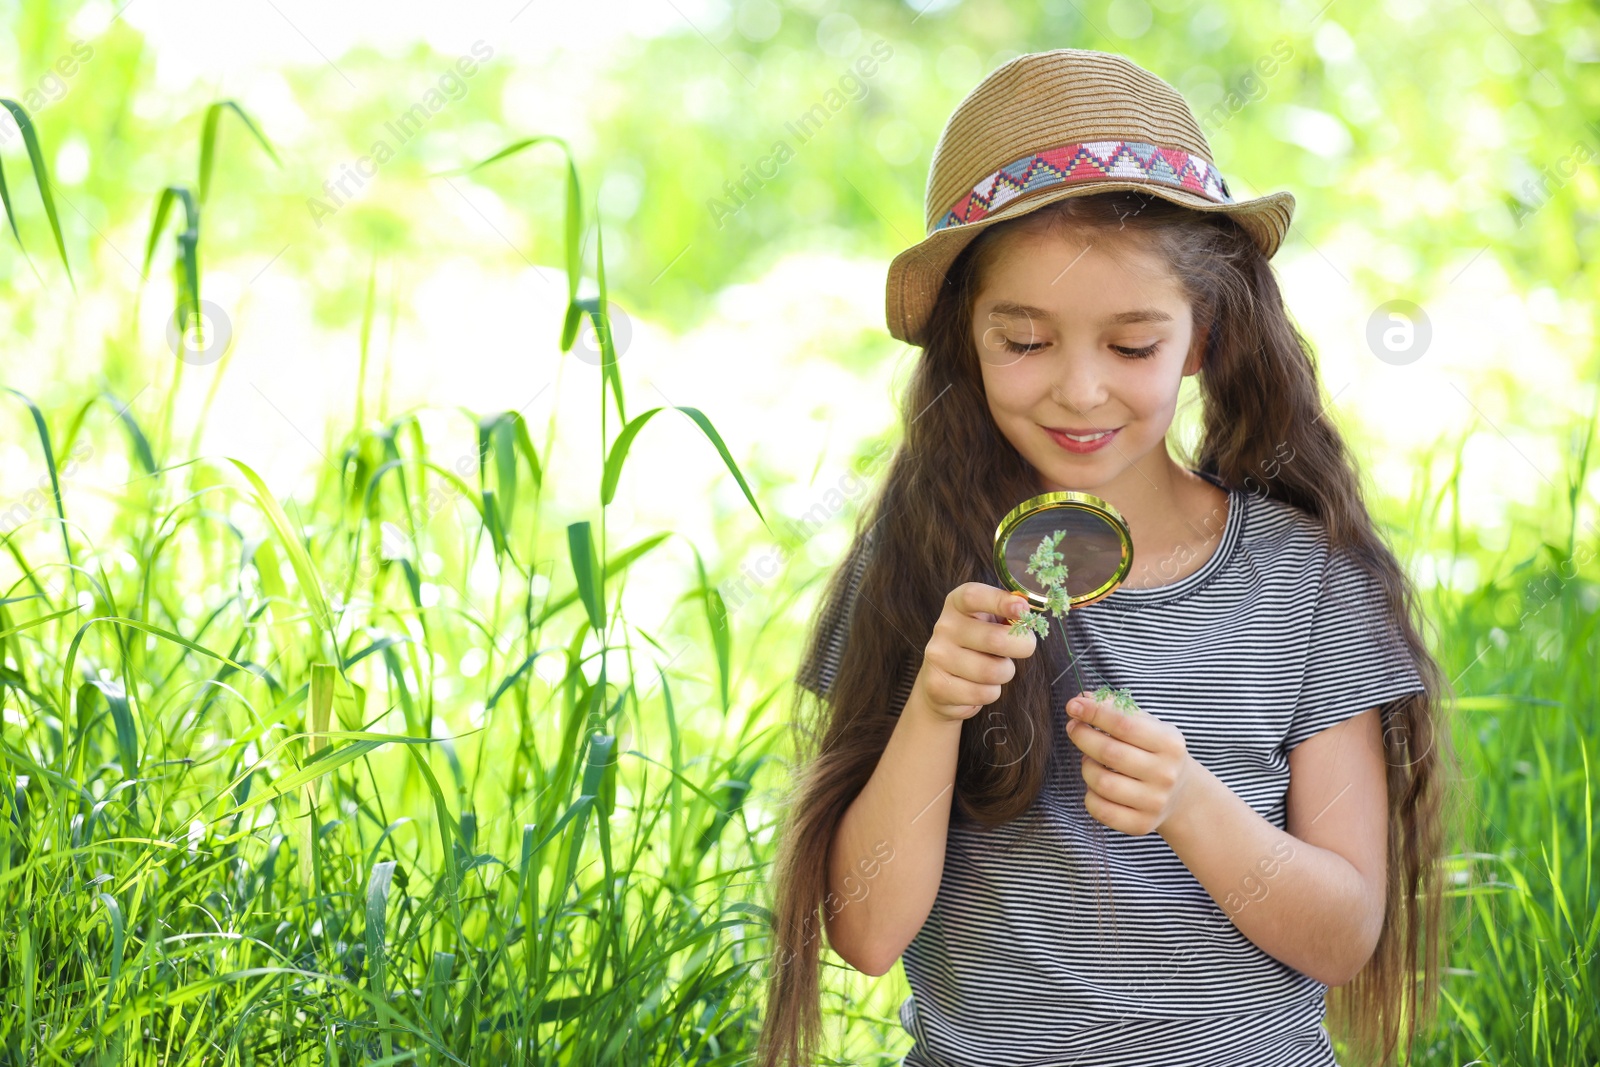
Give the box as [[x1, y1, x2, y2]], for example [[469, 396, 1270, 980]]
[[936, 139, 1236, 232]]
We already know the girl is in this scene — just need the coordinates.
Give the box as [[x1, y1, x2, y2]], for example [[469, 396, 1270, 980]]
[[758, 49, 1460, 1067]]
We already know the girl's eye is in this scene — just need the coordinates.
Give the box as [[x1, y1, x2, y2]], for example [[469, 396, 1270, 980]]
[[1002, 338, 1047, 354], [996, 338, 1160, 358]]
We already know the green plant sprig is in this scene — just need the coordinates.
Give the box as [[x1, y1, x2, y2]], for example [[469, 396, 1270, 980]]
[[1007, 529, 1142, 714], [1093, 684, 1144, 715], [1008, 529, 1069, 640]]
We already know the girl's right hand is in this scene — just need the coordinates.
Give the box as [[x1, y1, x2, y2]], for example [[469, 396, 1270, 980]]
[[915, 584, 1038, 722]]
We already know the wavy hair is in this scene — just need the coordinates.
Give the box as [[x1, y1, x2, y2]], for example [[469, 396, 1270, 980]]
[[757, 190, 1460, 1067]]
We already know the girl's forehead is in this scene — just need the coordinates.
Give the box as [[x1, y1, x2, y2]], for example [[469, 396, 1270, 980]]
[[977, 226, 1177, 292], [986, 225, 1168, 277], [974, 250, 1188, 322]]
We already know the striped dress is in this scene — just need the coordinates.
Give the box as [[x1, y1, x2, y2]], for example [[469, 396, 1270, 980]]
[[796, 470, 1426, 1067]]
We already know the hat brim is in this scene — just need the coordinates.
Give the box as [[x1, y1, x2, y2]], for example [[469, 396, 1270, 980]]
[[885, 181, 1296, 347]]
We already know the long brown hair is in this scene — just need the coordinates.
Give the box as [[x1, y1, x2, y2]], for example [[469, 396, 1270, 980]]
[[757, 190, 1459, 1067]]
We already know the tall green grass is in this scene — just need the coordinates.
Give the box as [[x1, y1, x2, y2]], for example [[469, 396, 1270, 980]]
[[2, 107, 783, 1065], [1409, 442, 1600, 1064], [1, 93, 1597, 1066]]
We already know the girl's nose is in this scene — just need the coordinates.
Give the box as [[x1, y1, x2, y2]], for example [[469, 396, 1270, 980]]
[[1051, 357, 1108, 414]]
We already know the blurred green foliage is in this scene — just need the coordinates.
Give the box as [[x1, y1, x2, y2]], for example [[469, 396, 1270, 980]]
[[1, 0, 1597, 1063]]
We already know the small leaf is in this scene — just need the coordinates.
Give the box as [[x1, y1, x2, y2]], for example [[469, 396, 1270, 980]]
[[198, 100, 281, 205], [366, 859, 396, 995], [567, 521, 604, 631]]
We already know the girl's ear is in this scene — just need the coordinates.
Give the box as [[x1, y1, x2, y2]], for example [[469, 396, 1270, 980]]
[[1183, 318, 1211, 376]]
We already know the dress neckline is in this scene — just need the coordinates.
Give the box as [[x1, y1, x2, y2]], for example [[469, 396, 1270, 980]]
[[1103, 469, 1243, 607]]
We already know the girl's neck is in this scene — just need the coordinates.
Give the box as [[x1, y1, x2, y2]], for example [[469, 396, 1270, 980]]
[[1035, 452, 1231, 591]]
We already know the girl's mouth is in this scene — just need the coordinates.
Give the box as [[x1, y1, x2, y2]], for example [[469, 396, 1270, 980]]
[[1043, 426, 1119, 454]]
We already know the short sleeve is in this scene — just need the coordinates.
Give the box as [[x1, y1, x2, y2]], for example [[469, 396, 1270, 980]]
[[795, 526, 916, 716], [1284, 546, 1426, 752], [795, 531, 873, 699]]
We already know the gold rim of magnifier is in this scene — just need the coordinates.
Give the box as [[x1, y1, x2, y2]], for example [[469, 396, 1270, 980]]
[[992, 491, 1134, 609]]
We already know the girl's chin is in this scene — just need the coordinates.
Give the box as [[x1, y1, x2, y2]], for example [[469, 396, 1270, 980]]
[[1033, 445, 1149, 493]]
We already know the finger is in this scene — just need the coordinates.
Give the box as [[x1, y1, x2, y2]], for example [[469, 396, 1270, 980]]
[[955, 613, 1038, 660], [1067, 692, 1157, 744], [925, 662, 1003, 710], [955, 583, 1033, 627], [949, 590, 1037, 659], [1064, 718, 1160, 780], [942, 644, 1018, 688], [1083, 786, 1145, 835], [1079, 754, 1151, 809]]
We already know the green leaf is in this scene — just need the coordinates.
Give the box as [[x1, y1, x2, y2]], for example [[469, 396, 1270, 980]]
[[590, 202, 626, 421], [690, 548, 731, 713], [532, 533, 670, 629], [575, 296, 627, 425], [94, 892, 125, 1017], [103, 390, 156, 474], [252, 537, 287, 603], [223, 739, 388, 817], [492, 413, 518, 518], [141, 186, 201, 330], [402, 744, 464, 933], [457, 136, 582, 353], [567, 521, 604, 632], [227, 457, 334, 640], [88, 678, 139, 781], [0, 605, 77, 643], [198, 100, 281, 205], [2, 388, 74, 567], [59, 616, 249, 758], [0, 98, 73, 286], [486, 648, 562, 711], [366, 859, 396, 997], [601, 405, 767, 529], [309, 663, 335, 750], [361, 453, 481, 520], [586, 732, 617, 817], [483, 487, 509, 559]]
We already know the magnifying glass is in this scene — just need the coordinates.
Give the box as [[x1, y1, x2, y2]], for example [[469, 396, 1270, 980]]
[[992, 491, 1134, 699]]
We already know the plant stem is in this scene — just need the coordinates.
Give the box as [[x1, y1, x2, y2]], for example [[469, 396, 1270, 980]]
[[1058, 619, 1087, 698]]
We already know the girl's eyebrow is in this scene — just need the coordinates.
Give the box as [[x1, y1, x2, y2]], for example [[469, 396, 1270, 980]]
[[987, 301, 1175, 327]]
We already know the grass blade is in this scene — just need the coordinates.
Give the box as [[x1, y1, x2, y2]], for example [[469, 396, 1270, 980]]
[[601, 405, 768, 530], [567, 520, 604, 632], [227, 457, 335, 644], [198, 100, 281, 204], [3, 387, 75, 568], [0, 98, 73, 286]]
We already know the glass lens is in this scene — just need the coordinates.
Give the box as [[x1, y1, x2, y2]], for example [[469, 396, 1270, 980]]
[[1001, 504, 1126, 601]]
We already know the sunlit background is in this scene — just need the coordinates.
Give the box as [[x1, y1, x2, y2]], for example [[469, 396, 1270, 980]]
[[6, 0, 1595, 587], [1, 0, 1596, 1062]]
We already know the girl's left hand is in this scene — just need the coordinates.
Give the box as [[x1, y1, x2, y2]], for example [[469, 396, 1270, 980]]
[[1064, 690, 1199, 837]]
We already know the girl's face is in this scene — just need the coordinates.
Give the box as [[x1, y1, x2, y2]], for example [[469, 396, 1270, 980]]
[[970, 224, 1204, 495]]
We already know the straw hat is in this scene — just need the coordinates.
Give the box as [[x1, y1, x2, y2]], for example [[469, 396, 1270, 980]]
[[885, 48, 1295, 347]]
